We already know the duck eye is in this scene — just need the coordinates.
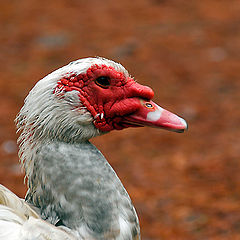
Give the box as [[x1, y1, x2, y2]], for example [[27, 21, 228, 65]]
[[95, 76, 110, 88]]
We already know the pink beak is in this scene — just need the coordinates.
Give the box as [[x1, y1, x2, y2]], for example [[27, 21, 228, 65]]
[[124, 99, 188, 133]]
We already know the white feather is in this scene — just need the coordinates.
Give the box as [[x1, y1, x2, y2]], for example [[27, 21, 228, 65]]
[[0, 185, 77, 240]]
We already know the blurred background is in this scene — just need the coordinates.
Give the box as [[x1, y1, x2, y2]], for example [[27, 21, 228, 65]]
[[0, 0, 240, 239]]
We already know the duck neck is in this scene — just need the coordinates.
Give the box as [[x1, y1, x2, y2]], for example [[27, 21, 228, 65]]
[[25, 139, 139, 239]]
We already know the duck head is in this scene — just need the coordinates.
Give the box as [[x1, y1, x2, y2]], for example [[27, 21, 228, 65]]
[[17, 57, 187, 143]]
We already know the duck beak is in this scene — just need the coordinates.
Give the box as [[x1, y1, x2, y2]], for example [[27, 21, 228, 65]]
[[124, 99, 188, 133]]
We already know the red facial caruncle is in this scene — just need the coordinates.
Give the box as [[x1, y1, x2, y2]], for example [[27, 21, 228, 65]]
[[55, 64, 188, 133]]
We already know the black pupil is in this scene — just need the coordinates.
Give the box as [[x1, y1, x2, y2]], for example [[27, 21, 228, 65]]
[[95, 76, 110, 88]]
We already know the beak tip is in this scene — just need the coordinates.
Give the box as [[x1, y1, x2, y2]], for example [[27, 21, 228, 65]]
[[180, 117, 188, 132]]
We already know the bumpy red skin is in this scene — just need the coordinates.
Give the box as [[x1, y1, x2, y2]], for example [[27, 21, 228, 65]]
[[55, 64, 154, 132]]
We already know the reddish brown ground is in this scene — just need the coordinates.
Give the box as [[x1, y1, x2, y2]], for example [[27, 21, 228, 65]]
[[0, 0, 240, 239]]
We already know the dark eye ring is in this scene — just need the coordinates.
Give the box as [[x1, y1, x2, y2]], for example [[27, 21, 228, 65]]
[[95, 76, 110, 88]]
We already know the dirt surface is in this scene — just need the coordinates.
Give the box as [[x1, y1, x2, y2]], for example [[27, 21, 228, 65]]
[[1, 0, 240, 239]]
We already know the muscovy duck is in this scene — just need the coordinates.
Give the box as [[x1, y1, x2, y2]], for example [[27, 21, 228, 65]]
[[0, 57, 187, 240]]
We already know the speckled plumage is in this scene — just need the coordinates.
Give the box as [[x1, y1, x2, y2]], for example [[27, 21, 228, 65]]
[[25, 141, 140, 239]]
